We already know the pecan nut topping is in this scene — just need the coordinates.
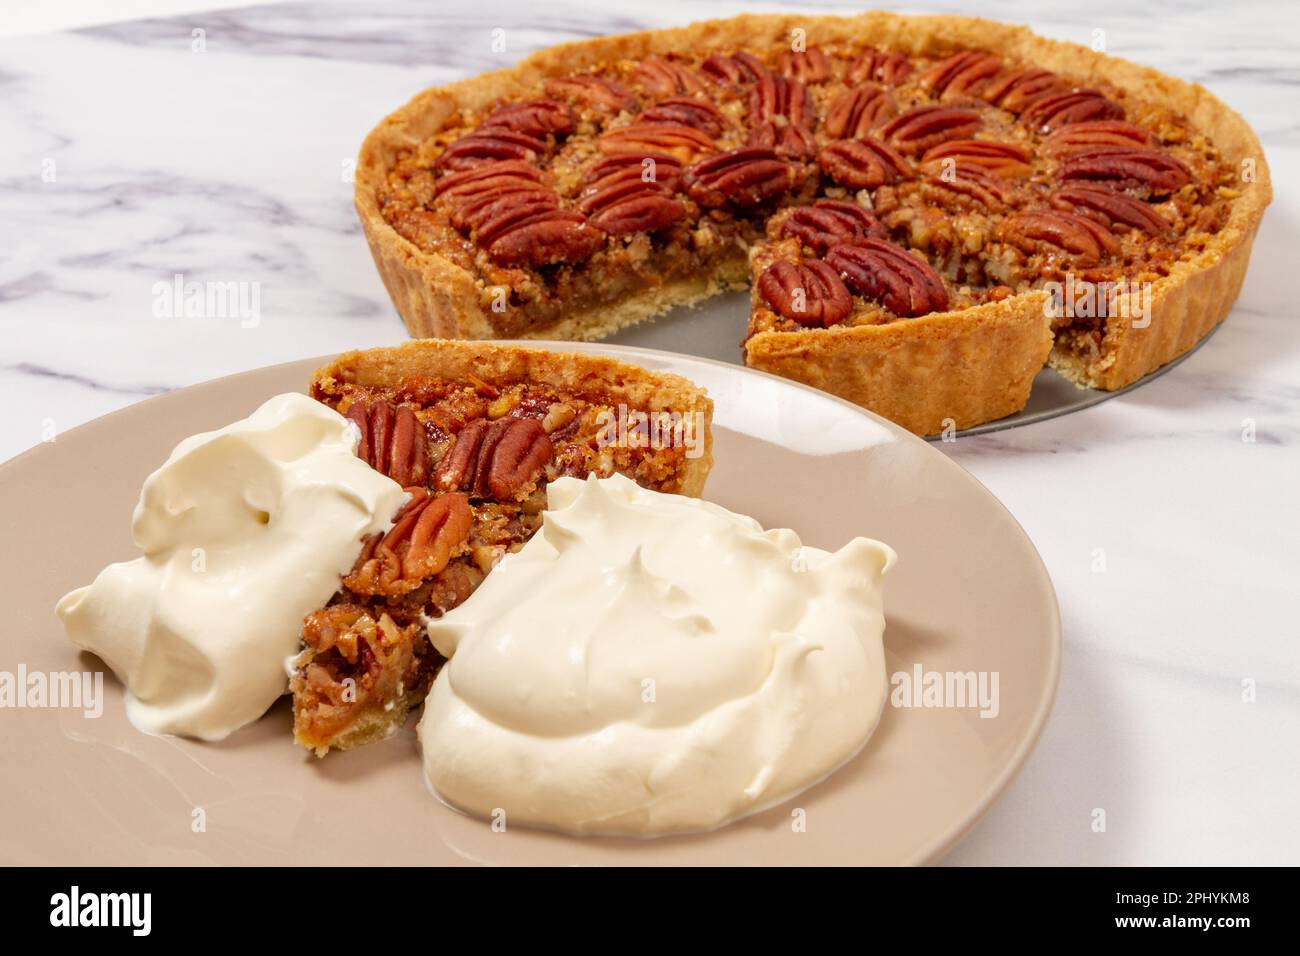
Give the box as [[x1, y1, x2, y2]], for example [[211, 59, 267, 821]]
[[587, 151, 684, 194], [747, 73, 817, 159], [817, 137, 913, 189], [479, 99, 575, 139], [1042, 120, 1154, 157], [580, 176, 686, 236], [879, 106, 981, 155], [781, 199, 885, 253], [1022, 90, 1124, 132], [633, 57, 706, 96], [982, 68, 1068, 113], [436, 417, 555, 501], [847, 48, 911, 86], [780, 47, 832, 83], [757, 260, 854, 327], [344, 490, 474, 596], [435, 129, 548, 172], [451, 185, 558, 234], [1058, 146, 1191, 196], [751, 73, 815, 128], [346, 399, 430, 488], [701, 51, 768, 85], [825, 239, 950, 317], [747, 120, 818, 161], [543, 75, 637, 112], [998, 210, 1122, 266], [823, 85, 898, 140], [598, 123, 716, 163], [920, 139, 1031, 178], [638, 97, 727, 138], [684, 146, 803, 207], [918, 52, 1002, 99], [923, 165, 1011, 210], [435, 160, 546, 203], [1051, 184, 1170, 234]]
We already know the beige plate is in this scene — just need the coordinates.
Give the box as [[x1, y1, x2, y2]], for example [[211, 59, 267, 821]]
[[0, 343, 1060, 866]]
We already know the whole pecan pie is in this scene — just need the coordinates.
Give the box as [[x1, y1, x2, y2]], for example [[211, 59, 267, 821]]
[[355, 13, 1270, 434], [291, 340, 713, 754]]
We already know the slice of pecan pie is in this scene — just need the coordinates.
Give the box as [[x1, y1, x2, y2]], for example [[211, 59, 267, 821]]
[[355, 12, 1269, 435], [290, 340, 713, 755]]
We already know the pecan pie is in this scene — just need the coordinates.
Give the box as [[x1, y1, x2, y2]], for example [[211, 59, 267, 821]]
[[290, 340, 713, 754], [356, 13, 1270, 434]]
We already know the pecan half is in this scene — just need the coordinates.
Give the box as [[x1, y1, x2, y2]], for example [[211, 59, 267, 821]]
[[757, 260, 853, 327], [639, 97, 726, 138], [436, 417, 554, 501], [450, 185, 559, 233], [1058, 147, 1191, 196], [1042, 120, 1155, 157], [780, 47, 832, 83], [484, 210, 606, 268], [480, 99, 575, 139], [847, 49, 912, 86], [346, 399, 430, 488], [1022, 90, 1123, 132], [579, 176, 685, 236], [344, 490, 473, 595], [982, 68, 1068, 113], [879, 106, 981, 155], [781, 199, 884, 253], [747, 120, 817, 161], [998, 210, 1122, 266], [817, 137, 913, 189], [918, 51, 1002, 99], [825, 239, 950, 317], [543, 75, 637, 113], [701, 51, 768, 85], [684, 146, 803, 207], [750, 73, 815, 128], [1051, 184, 1170, 234], [922, 165, 1010, 210], [920, 139, 1031, 178], [748, 74, 817, 157], [588, 151, 684, 194], [435, 129, 547, 172], [823, 85, 898, 139], [435, 160, 546, 202], [598, 122, 716, 163], [633, 57, 706, 96]]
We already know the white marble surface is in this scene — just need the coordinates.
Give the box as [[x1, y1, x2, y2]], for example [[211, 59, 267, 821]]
[[1, 0, 1296, 864]]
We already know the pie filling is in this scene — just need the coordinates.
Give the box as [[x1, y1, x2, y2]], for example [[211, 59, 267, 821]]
[[377, 42, 1237, 381], [291, 369, 701, 754]]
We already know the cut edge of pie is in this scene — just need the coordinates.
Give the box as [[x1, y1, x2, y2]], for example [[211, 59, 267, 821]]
[[291, 339, 714, 754], [354, 12, 1271, 436]]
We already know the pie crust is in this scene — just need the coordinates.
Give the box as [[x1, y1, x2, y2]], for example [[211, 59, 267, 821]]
[[355, 12, 1271, 435]]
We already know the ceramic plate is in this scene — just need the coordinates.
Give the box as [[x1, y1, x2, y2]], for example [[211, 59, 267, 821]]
[[0, 343, 1060, 865]]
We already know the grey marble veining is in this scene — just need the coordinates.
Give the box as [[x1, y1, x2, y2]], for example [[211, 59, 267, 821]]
[[0, 0, 1296, 865]]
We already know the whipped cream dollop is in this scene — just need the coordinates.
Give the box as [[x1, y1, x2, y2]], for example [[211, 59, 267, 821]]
[[57, 393, 406, 740], [418, 473, 896, 836]]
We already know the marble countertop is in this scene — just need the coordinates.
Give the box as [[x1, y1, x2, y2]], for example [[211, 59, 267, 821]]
[[2, 0, 1296, 864]]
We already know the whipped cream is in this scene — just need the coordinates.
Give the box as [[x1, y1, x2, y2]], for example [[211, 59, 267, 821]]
[[56, 393, 406, 740], [418, 473, 896, 836]]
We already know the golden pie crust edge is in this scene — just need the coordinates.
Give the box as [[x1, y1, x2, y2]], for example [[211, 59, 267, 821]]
[[313, 338, 715, 497], [354, 12, 1272, 436]]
